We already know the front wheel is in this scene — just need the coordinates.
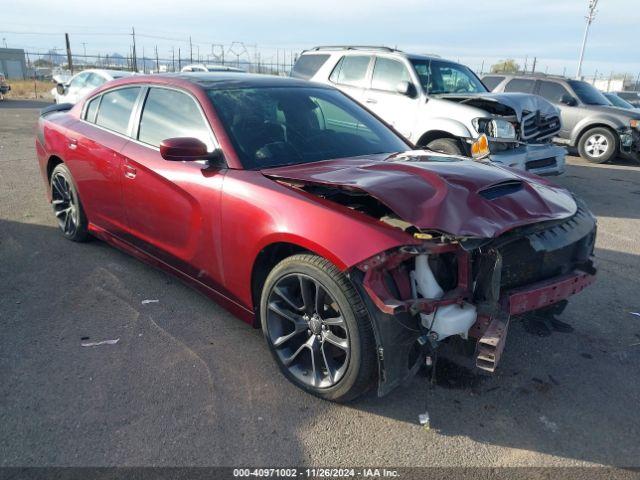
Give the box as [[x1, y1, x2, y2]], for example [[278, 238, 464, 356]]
[[260, 254, 377, 402], [425, 137, 464, 156], [578, 127, 617, 163]]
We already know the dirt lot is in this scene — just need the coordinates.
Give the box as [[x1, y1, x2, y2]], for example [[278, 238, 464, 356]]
[[1, 99, 640, 468]]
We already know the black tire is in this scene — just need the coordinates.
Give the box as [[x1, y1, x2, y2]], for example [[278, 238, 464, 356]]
[[578, 127, 617, 164], [260, 254, 377, 402], [50, 163, 90, 242], [425, 137, 464, 156]]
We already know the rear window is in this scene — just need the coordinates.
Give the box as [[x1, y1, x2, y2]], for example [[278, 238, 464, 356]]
[[329, 55, 371, 87], [504, 78, 535, 93], [291, 54, 330, 80], [482, 76, 504, 91], [95, 87, 141, 135]]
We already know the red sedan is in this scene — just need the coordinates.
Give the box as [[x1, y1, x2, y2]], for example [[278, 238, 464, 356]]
[[36, 73, 596, 401]]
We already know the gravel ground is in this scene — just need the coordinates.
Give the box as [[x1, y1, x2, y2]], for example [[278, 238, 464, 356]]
[[1, 99, 639, 468]]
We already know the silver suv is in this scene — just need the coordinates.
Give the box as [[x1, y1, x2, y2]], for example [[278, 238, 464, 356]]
[[293, 46, 566, 175], [484, 74, 640, 164]]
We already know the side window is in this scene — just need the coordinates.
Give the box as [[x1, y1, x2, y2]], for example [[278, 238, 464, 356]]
[[84, 73, 105, 89], [312, 96, 376, 141], [291, 54, 330, 79], [138, 88, 212, 149], [329, 55, 371, 87], [84, 96, 101, 123], [504, 78, 535, 93], [68, 72, 89, 90], [482, 76, 505, 91], [95, 87, 141, 135], [538, 81, 571, 103], [371, 58, 411, 92]]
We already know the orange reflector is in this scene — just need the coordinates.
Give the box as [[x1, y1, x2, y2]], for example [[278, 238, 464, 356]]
[[471, 134, 490, 160]]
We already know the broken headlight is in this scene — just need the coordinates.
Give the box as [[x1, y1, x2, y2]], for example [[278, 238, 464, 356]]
[[473, 118, 517, 140]]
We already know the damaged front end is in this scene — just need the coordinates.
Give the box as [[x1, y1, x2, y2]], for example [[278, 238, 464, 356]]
[[350, 201, 597, 396]]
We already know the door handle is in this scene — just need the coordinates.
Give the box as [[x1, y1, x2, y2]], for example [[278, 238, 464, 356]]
[[365, 98, 377, 104], [124, 164, 137, 179], [68, 139, 77, 150]]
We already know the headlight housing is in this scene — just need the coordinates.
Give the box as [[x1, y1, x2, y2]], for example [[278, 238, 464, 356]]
[[472, 118, 517, 140]]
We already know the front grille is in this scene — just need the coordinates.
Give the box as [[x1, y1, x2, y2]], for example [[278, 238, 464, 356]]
[[520, 111, 561, 143], [526, 157, 556, 170], [496, 204, 596, 290], [500, 240, 578, 290]]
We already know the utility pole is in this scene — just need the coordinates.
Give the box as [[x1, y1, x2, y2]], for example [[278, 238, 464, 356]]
[[576, 0, 598, 79], [64, 33, 74, 73], [178, 47, 182, 70], [531, 57, 537, 73], [82, 42, 87, 57], [155, 45, 159, 73], [172, 47, 175, 72], [131, 27, 138, 72], [189, 37, 193, 63]]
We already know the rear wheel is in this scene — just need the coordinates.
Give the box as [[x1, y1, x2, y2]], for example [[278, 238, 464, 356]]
[[578, 127, 617, 163], [50, 163, 89, 242], [260, 254, 376, 402], [425, 137, 464, 156]]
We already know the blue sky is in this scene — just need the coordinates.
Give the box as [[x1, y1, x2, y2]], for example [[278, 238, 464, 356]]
[[1, 0, 637, 77]]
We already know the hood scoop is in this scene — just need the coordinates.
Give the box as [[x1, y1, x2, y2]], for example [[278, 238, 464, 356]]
[[262, 154, 577, 238], [479, 180, 523, 200]]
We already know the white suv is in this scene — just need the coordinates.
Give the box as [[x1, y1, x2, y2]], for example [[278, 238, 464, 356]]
[[293, 46, 566, 175]]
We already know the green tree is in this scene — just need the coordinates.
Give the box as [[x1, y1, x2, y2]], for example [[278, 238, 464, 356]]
[[490, 59, 520, 74]]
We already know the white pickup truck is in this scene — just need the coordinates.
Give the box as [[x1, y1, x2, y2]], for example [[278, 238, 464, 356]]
[[293, 46, 566, 175]]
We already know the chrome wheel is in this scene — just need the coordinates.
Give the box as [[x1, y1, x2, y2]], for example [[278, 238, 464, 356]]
[[266, 273, 350, 389], [51, 172, 79, 237], [585, 134, 610, 158]]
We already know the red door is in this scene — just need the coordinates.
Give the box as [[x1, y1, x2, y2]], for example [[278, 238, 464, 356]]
[[65, 86, 142, 234], [118, 86, 227, 288]]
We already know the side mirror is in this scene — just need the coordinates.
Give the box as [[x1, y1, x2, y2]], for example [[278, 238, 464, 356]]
[[160, 137, 224, 165], [560, 94, 577, 106], [396, 81, 416, 97], [56, 83, 67, 95]]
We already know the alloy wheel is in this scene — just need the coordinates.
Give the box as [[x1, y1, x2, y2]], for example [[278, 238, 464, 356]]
[[585, 134, 610, 158], [266, 273, 350, 389], [51, 172, 79, 236]]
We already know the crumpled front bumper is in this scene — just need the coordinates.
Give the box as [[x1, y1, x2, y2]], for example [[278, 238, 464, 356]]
[[350, 203, 597, 396], [489, 143, 567, 176], [619, 127, 640, 161]]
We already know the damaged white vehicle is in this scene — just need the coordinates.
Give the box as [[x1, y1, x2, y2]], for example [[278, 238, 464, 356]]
[[293, 46, 566, 176]]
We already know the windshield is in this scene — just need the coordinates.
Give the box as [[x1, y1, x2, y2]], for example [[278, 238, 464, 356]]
[[410, 59, 487, 95], [206, 87, 409, 169], [604, 93, 635, 110], [568, 80, 611, 106]]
